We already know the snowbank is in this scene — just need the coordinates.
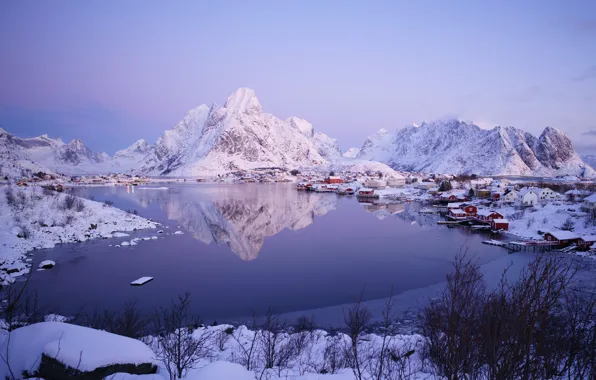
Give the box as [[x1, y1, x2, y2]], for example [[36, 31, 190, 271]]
[[0, 185, 158, 284], [0, 322, 157, 378]]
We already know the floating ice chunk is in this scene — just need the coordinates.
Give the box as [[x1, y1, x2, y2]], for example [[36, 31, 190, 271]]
[[112, 232, 130, 238], [131, 277, 153, 286], [173, 231, 184, 235], [121, 241, 130, 246], [157, 230, 164, 234]]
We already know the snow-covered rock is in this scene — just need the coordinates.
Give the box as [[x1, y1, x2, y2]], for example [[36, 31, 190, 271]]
[[0, 322, 157, 378], [357, 119, 594, 177], [38, 260, 55, 269]]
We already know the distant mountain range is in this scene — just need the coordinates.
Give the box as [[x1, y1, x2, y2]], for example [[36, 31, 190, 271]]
[[357, 120, 594, 177], [0, 88, 593, 178]]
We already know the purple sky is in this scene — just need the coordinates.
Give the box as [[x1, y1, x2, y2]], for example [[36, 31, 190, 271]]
[[1, 0, 596, 154]]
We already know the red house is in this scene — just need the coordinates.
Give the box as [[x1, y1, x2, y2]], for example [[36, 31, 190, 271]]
[[463, 205, 477, 217], [491, 218, 509, 231], [578, 236, 596, 250], [476, 210, 504, 222], [327, 176, 343, 184], [449, 209, 468, 219], [543, 231, 580, 247]]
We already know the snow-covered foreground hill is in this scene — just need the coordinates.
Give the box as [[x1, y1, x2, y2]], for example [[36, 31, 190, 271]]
[[0, 321, 427, 380], [357, 119, 594, 177], [0, 185, 158, 284]]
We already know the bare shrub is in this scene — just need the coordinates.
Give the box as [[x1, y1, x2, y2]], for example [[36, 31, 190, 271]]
[[63, 194, 77, 210], [153, 292, 213, 379], [215, 326, 233, 351], [103, 200, 114, 207], [64, 214, 75, 226], [231, 314, 260, 371], [78, 300, 149, 339], [258, 307, 297, 376], [419, 254, 485, 380], [526, 217, 535, 229], [74, 198, 85, 212], [343, 294, 372, 380], [4, 187, 15, 206], [16, 224, 30, 239], [322, 334, 347, 374], [42, 186, 54, 197], [561, 217, 575, 231]]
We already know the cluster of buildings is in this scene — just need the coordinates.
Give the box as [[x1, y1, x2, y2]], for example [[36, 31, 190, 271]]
[[446, 203, 510, 231]]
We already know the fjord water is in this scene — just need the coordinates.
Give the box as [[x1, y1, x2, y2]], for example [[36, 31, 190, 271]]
[[27, 184, 509, 325]]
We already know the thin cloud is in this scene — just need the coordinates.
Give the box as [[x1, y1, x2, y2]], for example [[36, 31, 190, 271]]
[[582, 130, 596, 136], [573, 65, 596, 82]]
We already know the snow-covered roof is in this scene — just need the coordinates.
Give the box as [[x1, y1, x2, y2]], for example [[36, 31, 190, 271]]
[[546, 231, 579, 240], [518, 187, 537, 196], [447, 202, 464, 208], [580, 235, 596, 242], [358, 187, 374, 192], [477, 209, 501, 217], [492, 218, 509, 223], [583, 193, 596, 203], [450, 210, 467, 215]]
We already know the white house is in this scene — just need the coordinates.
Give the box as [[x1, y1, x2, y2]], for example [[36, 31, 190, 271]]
[[518, 187, 539, 207], [414, 181, 436, 190], [386, 175, 405, 188], [502, 190, 519, 204], [364, 179, 386, 189], [582, 193, 596, 211], [535, 187, 559, 201]]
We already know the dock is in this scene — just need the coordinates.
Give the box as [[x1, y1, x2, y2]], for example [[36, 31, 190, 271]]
[[482, 240, 506, 247]]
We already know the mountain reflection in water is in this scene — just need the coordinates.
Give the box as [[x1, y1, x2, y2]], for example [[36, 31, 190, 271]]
[[125, 184, 338, 260]]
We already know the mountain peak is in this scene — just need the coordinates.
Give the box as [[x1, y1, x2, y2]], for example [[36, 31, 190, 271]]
[[224, 88, 262, 114]]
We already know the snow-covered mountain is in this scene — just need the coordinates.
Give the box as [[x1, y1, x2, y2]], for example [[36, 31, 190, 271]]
[[581, 154, 596, 170], [140, 88, 342, 176], [0, 128, 56, 178], [342, 147, 360, 158], [357, 119, 594, 177]]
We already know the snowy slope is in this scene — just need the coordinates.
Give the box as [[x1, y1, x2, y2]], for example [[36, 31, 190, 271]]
[[141, 88, 342, 176], [357, 119, 594, 177], [342, 147, 361, 158]]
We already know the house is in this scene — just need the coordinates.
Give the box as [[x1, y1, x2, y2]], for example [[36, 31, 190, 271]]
[[565, 189, 590, 202], [447, 202, 464, 209], [518, 188, 538, 207], [543, 231, 580, 246], [502, 190, 519, 204], [582, 194, 596, 211], [449, 209, 468, 219], [463, 205, 478, 217], [492, 191, 503, 201], [476, 210, 504, 222], [578, 236, 596, 251], [535, 187, 559, 201], [427, 187, 440, 195], [386, 176, 406, 187], [414, 181, 437, 190], [491, 218, 509, 231], [476, 189, 492, 199], [364, 179, 386, 189], [357, 187, 379, 198], [327, 176, 343, 184]]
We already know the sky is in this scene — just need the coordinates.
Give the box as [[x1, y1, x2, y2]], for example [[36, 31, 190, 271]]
[[1, 0, 596, 154]]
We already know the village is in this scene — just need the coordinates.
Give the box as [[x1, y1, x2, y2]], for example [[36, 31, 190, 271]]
[[294, 173, 596, 257]]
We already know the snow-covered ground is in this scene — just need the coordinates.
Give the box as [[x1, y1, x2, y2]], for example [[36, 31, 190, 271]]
[[0, 320, 429, 380], [0, 185, 158, 284]]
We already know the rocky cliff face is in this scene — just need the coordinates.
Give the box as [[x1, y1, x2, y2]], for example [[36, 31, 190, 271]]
[[357, 119, 594, 177]]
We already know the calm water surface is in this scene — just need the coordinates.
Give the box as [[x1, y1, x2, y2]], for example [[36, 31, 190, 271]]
[[26, 183, 510, 324]]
